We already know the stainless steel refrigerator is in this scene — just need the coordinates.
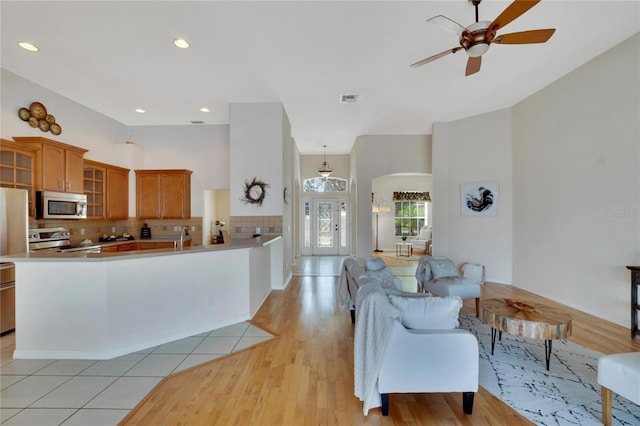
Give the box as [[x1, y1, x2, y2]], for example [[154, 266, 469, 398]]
[[0, 188, 28, 334]]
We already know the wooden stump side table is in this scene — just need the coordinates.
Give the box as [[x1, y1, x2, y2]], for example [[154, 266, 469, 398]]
[[481, 298, 572, 370]]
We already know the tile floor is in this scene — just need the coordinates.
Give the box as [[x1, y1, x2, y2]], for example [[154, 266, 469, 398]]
[[0, 322, 274, 425]]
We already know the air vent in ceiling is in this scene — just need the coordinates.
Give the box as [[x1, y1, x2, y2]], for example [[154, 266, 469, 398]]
[[340, 94, 358, 104], [190, 120, 205, 124]]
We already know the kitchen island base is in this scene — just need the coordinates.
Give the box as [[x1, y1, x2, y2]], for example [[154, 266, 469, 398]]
[[11, 238, 281, 360]]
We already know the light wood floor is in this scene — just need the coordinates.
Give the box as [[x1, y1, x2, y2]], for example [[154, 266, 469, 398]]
[[121, 257, 640, 425]]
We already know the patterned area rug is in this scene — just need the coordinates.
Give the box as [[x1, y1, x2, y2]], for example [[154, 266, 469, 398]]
[[458, 314, 640, 425]]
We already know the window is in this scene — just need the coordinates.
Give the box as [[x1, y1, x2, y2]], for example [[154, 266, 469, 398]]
[[394, 201, 426, 236], [303, 177, 347, 192]]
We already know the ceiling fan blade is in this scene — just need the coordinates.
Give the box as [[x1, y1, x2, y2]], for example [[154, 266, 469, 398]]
[[410, 47, 463, 68], [490, 0, 541, 32], [427, 15, 466, 35], [493, 28, 556, 44], [465, 56, 482, 76]]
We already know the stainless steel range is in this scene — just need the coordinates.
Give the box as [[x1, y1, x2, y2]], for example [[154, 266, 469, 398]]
[[28, 228, 101, 253]]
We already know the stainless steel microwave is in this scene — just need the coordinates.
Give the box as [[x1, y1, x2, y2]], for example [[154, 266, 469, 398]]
[[36, 191, 87, 219]]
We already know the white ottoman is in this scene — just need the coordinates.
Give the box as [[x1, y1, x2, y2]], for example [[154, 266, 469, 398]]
[[597, 352, 640, 426]]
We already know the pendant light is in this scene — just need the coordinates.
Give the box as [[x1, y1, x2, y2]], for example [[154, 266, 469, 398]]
[[318, 145, 333, 178]]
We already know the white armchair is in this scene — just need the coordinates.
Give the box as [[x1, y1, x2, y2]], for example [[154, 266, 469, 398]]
[[379, 321, 479, 416], [354, 283, 479, 416], [410, 226, 432, 254]]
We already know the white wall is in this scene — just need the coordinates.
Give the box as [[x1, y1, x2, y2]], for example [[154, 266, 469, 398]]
[[351, 135, 432, 258], [1, 69, 128, 164], [229, 102, 293, 288], [372, 174, 432, 252], [128, 124, 230, 217], [512, 33, 640, 327], [1, 69, 232, 219], [229, 103, 285, 216], [432, 108, 513, 284], [299, 153, 350, 181]]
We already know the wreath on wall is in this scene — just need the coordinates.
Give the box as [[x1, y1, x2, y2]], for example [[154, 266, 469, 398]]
[[241, 177, 269, 205]]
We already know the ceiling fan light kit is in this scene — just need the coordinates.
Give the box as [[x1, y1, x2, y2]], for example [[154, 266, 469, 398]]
[[412, 0, 556, 76]]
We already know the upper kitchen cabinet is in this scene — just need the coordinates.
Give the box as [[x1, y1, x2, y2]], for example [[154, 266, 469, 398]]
[[84, 160, 129, 220], [13, 137, 87, 194], [0, 139, 37, 217], [135, 170, 192, 219]]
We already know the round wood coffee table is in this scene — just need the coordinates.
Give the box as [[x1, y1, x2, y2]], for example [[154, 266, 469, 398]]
[[481, 298, 572, 370]]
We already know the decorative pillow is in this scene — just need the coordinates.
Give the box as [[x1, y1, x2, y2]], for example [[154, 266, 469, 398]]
[[427, 258, 460, 279], [364, 257, 387, 272], [366, 267, 397, 290], [388, 295, 462, 329]]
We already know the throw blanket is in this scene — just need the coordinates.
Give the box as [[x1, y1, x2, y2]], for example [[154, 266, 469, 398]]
[[354, 283, 402, 415], [338, 261, 351, 308]]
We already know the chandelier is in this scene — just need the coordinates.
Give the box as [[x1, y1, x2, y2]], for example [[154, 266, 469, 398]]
[[318, 145, 333, 178]]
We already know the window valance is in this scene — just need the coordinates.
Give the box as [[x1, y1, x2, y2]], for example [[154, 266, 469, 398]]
[[393, 191, 431, 202]]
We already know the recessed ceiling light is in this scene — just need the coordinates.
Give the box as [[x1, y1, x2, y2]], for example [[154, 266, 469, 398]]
[[135, 108, 146, 113], [173, 38, 190, 49], [340, 94, 359, 103], [18, 41, 39, 52], [200, 107, 210, 113]]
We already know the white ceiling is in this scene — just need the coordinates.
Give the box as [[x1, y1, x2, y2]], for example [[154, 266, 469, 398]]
[[1, 1, 638, 154]]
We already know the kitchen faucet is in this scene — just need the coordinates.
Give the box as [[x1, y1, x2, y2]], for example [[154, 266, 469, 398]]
[[179, 226, 190, 250]]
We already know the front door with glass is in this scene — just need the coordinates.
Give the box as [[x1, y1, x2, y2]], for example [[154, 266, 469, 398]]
[[303, 197, 349, 255]]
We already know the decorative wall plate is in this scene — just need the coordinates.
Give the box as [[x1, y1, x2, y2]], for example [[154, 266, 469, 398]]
[[18, 101, 62, 135], [29, 102, 47, 120], [18, 108, 30, 121], [49, 123, 62, 135]]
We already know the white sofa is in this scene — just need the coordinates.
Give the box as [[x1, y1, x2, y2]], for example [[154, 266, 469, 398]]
[[339, 256, 403, 322], [410, 225, 432, 254], [353, 278, 479, 416]]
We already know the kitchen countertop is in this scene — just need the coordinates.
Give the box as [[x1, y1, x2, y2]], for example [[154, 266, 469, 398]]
[[1, 235, 282, 262]]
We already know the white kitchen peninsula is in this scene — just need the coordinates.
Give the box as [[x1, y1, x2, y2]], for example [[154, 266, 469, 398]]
[[3, 236, 282, 360]]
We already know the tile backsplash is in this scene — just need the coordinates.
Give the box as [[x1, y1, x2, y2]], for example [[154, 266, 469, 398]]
[[229, 215, 283, 239], [29, 218, 204, 246]]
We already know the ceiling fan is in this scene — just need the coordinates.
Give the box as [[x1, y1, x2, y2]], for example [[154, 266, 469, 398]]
[[411, 0, 556, 76]]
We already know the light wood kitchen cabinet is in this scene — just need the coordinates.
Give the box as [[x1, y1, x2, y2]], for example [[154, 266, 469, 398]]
[[107, 166, 129, 219], [117, 242, 137, 251], [101, 242, 136, 253], [83, 160, 105, 218], [135, 170, 192, 219], [13, 136, 87, 194], [137, 240, 190, 250], [0, 139, 37, 217], [84, 160, 129, 220]]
